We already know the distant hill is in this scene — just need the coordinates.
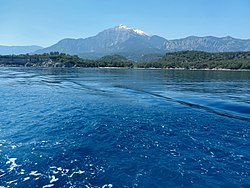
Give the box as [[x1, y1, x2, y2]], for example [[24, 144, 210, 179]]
[[0, 45, 43, 55], [97, 54, 133, 67], [35, 25, 250, 61], [0, 53, 133, 68], [137, 51, 250, 69], [1, 51, 250, 70]]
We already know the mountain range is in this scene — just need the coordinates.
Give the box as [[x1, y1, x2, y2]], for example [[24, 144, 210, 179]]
[[1, 25, 250, 61], [0, 45, 43, 55]]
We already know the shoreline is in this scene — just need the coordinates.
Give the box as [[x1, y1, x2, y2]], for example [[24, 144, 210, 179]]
[[1, 65, 250, 71]]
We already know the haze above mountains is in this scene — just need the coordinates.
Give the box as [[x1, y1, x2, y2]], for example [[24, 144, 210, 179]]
[[1, 25, 250, 61], [0, 45, 43, 55]]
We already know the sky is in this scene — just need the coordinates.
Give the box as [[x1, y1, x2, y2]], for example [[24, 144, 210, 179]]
[[0, 0, 250, 47]]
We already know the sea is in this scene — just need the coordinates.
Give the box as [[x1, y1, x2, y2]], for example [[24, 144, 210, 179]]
[[0, 67, 249, 188]]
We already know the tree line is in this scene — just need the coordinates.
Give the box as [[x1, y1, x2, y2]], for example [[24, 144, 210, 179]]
[[137, 51, 250, 69], [1, 51, 250, 69], [0, 52, 134, 68]]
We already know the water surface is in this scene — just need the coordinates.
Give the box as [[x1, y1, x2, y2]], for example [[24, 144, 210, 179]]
[[0, 67, 249, 187]]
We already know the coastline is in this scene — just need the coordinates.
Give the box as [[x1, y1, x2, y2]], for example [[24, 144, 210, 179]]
[[1, 64, 250, 71]]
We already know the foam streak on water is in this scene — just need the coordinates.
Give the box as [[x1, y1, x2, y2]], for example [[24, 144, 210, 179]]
[[0, 67, 249, 187]]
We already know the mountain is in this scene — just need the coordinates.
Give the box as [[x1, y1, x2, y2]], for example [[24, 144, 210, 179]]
[[35, 25, 250, 61], [165, 36, 250, 52], [35, 25, 167, 59], [0, 45, 43, 55]]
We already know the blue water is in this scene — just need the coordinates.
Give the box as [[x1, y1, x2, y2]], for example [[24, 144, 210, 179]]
[[0, 67, 249, 188]]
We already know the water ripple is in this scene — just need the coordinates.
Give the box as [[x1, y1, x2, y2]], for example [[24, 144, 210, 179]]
[[0, 68, 249, 187]]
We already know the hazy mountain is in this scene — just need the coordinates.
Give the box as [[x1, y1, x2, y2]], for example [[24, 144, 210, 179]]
[[165, 36, 250, 52], [35, 25, 250, 61], [0, 45, 43, 55]]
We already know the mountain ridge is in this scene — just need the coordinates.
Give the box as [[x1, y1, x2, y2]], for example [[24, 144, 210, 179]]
[[2, 25, 250, 60]]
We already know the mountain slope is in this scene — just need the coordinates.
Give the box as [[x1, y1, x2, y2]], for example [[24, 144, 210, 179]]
[[0, 45, 43, 55]]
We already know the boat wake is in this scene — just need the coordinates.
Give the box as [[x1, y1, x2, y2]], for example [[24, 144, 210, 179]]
[[114, 85, 250, 123]]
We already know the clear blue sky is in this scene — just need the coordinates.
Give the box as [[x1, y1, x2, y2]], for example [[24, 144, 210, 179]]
[[0, 0, 249, 47]]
